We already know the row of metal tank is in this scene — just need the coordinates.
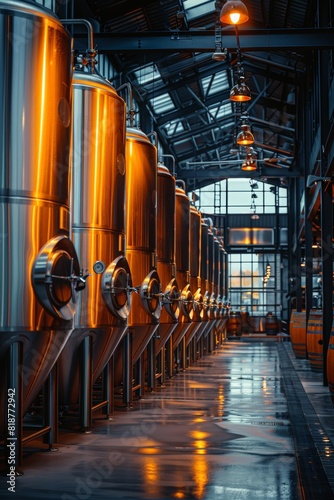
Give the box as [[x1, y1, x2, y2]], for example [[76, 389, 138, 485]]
[[0, 0, 229, 466]]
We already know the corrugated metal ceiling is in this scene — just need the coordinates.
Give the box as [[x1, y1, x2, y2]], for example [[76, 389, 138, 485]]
[[73, 0, 322, 187]]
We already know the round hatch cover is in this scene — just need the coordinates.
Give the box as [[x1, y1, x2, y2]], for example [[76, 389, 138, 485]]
[[32, 235, 84, 320], [102, 255, 132, 320]]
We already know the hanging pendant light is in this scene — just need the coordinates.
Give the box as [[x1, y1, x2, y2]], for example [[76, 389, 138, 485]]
[[220, 1, 249, 25], [230, 75, 251, 102], [241, 159, 257, 171], [237, 124, 254, 145]]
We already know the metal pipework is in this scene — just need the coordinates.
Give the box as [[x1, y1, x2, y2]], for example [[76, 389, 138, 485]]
[[61, 19, 97, 71]]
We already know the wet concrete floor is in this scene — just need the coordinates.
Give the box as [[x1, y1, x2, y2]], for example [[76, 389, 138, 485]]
[[0, 341, 314, 499]]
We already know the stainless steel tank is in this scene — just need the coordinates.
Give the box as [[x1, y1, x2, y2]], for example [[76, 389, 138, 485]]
[[171, 182, 193, 373], [0, 0, 83, 445], [196, 218, 211, 352], [155, 161, 179, 382], [201, 222, 218, 352], [57, 71, 132, 423], [185, 204, 203, 364], [114, 127, 161, 405], [210, 234, 222, 349]]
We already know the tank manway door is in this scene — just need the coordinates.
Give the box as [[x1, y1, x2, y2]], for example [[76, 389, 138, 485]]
[[32, 235, 88, 320], [191, 288, 203, 321], [180, 284, 193, 321], [140, 270, 162, 320], [162, 278, 180, 320], [102, 256, 132, 320]]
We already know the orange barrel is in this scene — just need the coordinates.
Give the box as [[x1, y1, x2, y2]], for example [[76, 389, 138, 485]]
[[306, 309, 323, 372], [289, 310, 307, 359], [227, 311, 242, 338], [326, 317, 334, 405]]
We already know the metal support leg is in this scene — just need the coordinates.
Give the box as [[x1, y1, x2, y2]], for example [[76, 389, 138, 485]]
[[80, 335, 92, 432], [147, 337, 155, 391], [123, 331, 132, 407], [138, 355, 144, 398], [43, 364, 58, 449], [166, 336, 173, 378], [181, 336, 186, 370], [102, 356, 114, 418], [6, 341, 23, 471], [160, 347, 165, 385]]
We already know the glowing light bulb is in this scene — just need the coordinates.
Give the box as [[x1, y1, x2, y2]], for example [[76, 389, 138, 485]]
[[230, 12, 240, 24]]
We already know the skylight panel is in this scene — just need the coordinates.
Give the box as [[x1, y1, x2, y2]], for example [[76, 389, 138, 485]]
[[183, 0, 215, 21], [209, 102, 233, 120], [164, 120, 185, 136], [150, 93, 175, 114], [202, 71, 229, 96], [134, 64, 161, 85]]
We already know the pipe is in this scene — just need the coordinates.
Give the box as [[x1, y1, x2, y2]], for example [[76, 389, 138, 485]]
[[117, 83, 135, 127], [159, 154, 176, 177], [61, 19, 97, 72]]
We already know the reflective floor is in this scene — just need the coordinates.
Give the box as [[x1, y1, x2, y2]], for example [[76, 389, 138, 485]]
[[1, 339, 334, 499]]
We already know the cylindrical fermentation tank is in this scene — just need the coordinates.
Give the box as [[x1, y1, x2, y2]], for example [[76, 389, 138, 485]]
[[0, 1, 84, 443], [114, 127, 161, 404], [155, 161, 179, 371], [185, 204, 204, 361], [202, 223, 218, 350], [219, 241, 228, 340], [196, 218, 211, 348], [171, 182, 193, 372], [210, 234, 222, 349], [57, 70, 132, 421]]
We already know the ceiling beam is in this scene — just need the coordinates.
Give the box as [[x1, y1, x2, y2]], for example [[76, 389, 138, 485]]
[[73, 28, 334, 52], [178, 166, 302, 180]]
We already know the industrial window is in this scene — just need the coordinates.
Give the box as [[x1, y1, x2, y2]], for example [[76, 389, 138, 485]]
[[228, 253, 281, 316]]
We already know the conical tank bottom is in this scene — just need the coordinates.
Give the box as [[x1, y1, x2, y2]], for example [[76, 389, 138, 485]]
[[155, 322, 179, 355], [57, 324, 128, 406], [0, 328, 72, 433]]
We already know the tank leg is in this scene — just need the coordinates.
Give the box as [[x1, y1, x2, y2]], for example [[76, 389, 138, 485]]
[[80, 335, 92, 433], [43, 365, 59, 450], [122, 331, 133, 408], [147, 337, 155, 392], [166, 336, 173, 378], [138, 355, 144, 398], [193, 336, 198, 363], [102, 357, 114, 419], [181, 336, 186, 370], [159, 347, 166, 386], [6, 341, 23, 472]]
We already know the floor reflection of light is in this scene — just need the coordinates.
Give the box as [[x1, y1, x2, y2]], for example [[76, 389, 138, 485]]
[[192, 455, 209, 499], [143, 457, 160, 496], [173, 492, 186, 499], [218, 385, 225, 418], [190, 431, 209, 440], [140, 447, 159, 454], [324, 445, 332, 457]]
